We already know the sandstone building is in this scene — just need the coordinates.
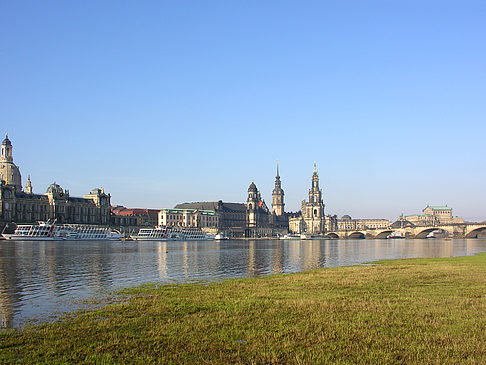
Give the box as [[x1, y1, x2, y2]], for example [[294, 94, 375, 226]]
[[405, 205, 463, 226], [337, 215, 390, 231], [175, 163, 289, 237], [0, 134, 111, 226], [158, 208, 219, 229]]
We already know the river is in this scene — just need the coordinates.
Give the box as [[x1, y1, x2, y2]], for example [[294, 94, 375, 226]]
[[1, 238, 485, 328]]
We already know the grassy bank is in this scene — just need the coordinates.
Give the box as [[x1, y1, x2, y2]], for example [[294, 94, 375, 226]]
[[2, 254, 486, 364]]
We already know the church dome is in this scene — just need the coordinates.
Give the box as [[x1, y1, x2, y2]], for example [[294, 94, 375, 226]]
[[46, 182, 63, 195], [248, 181, 257, 192], [0, 162, 22, 191]]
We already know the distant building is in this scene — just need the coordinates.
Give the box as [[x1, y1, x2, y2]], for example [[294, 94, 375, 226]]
[[337, 215, 390, 231], [175, 201, 247, 237], [158, 208, 219, 229], [406, 205, 463, 226], [175, 163, 289, 237], [111, 206, 159, 227], [0, 134, 111, 226], [1, 182, 111, 225]]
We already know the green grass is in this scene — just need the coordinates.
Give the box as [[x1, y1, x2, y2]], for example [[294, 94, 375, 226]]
[[2, 254, 486, 364]]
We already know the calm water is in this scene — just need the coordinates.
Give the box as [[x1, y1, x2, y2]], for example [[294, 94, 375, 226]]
[[1, 238, 486, 328]]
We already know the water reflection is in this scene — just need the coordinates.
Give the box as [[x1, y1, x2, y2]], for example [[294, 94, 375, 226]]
[[0, 238, 485, 328]]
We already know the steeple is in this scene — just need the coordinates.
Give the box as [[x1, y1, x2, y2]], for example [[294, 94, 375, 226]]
[[272, 160, 285, 216], [25, 175, 32, 194], [309, 162, 322, 204]]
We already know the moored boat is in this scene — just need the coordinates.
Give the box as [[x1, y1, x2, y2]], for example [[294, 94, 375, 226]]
[[131, 226, 215, 241], [214, 233, 229, 240], [279, 234, 300, 240], [2, 220, 122, 241]]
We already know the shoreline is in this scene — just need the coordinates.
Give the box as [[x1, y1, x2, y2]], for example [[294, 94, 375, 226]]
[[2, 253, 486, 363]]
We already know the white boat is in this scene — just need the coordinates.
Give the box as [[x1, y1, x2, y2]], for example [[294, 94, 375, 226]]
[[131, 226, 215, 241], [279, 234, 300, 240], [2, 221, 123, 241], [214, 233, 229, 240], [387, 231, 405, 239]]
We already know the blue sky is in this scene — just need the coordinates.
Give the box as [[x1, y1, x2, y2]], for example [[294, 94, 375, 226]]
[[1, 1, 485, 221]]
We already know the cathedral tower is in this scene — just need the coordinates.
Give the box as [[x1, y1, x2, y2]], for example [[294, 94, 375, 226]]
[[299, 162, 325, 233], [0, 133, 22, 192], [247, 180, 258, 228], [308, 162, 323, 207], [272, 161, 285, 216], [25, 175, 33, 194]]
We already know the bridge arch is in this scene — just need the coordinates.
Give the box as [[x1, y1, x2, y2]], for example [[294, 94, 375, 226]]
[[374, 230, 394, 239], [325, 232, 339, 239], [414, 227, 453, 239], [348, 231, 366, 239], [466, 227, 486, 238]]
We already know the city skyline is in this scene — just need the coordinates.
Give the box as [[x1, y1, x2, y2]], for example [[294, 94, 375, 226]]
[[2, 1, 485, 221], [3, 132, 484, 223]]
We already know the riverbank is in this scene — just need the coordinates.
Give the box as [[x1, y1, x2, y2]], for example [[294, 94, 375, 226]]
[[2, 253, 486, 363]]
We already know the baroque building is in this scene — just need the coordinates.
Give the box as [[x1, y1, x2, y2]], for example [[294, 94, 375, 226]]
[[175, 162, 289, 237], [405, 205, 463, 226], [0, 134, 111, 226], [174, 201, 247, 237], [289, 163, 326, 234]]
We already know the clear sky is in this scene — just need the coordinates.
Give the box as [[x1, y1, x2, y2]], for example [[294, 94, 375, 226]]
[[1, 1, 485, 221]]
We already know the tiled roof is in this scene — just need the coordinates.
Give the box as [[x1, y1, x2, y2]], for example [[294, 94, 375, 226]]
[[175, 201, 246, 212], [14, 192, 49, 201], [426, 206, 451, 210]]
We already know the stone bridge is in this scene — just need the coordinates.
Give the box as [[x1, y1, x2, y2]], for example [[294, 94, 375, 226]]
[[324, 223, 486, 239]]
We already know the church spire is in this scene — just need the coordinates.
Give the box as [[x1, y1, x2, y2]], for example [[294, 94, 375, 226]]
[[25, 175, 32, 194], [272, 161, 284, 216]]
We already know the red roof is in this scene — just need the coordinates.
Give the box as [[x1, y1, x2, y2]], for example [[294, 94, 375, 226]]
[[111, 206, 159, 217]]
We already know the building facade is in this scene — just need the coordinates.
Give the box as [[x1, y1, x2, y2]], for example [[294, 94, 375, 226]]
[[406, 205, 463, 226], [174, 163, 289, 237], [158, 208, 219, 229], [111, 206, 159, 228], [0, 135, 111, 226], [175, 201, 247, 237], [337, 215, 390, 231]]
